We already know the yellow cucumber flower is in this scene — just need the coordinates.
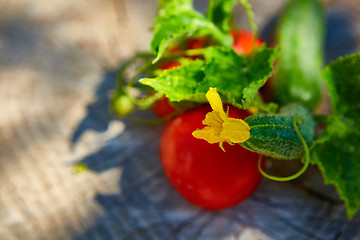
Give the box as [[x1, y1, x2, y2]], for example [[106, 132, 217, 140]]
[[192, 88, 250, 151]]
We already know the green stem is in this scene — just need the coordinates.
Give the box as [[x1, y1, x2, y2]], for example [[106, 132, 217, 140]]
[[153, 45, 218, 63], [314, 114, 331, 124], [111, 52, 166, 116], [129, 109, 183, 125], [115, 52, 154, 93], [127, 60, 154, 88], [130, 91, 164, 110], [163, 48, 207, 59], [258, 116, 310, 181], [239, 0, 258, 39], [207, 0, 215, 20]]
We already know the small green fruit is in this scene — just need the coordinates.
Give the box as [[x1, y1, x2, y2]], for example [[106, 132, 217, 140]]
[[113, 95, 134, 117]]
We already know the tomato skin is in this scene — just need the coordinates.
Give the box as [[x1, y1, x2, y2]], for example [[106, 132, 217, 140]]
[[259, 76, 275, 102], [152, 96, 177, 118], [158, 60, 181, 71], [160, 105, 264, 210], [185, 36, 208, 60], [186, 36, 208, 50], [231, 29, 263, 54]]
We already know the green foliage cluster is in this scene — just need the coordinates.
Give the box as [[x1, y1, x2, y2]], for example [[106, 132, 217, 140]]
[[111, 0, 360, 218]]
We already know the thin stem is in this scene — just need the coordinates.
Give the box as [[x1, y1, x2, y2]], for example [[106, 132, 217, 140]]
[[115, 52, 154, 93], [129, 109, 183, 125], [153, 47, 213, 64], [239, 0, 259, 42], [163, 48, 207, 59], [314, 114, 331, 124], [207, 0, 215, 20], [130, 91, 164, 110], [258, 117, 310, 182]]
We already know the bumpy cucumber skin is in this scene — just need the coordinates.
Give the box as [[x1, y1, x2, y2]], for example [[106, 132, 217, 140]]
[[274, 0, 325, 110], [240, 104, 315, 160]]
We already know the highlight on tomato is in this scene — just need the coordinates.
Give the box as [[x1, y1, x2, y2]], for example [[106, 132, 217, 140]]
[[231, 29, 264, 54]]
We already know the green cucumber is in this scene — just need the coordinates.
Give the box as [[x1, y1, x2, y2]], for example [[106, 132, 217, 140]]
[[240, 104, 316, 160], [274, 0, 325, 110]]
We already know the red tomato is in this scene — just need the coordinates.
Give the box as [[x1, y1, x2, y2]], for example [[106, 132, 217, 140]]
[[167, 43, 182, 53], [152, 96, 177, 118], [160, 104, 264, 210], [231, 29, 263, 54], [185, 36, 208, 59], [158, 60, 181, 70], [259, 76, 274, 102], [166, 36, 208, 56], [186, 36, 208, 50]]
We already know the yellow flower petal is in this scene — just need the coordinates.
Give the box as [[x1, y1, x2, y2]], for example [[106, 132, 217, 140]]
[[202, 111, 223, 129], [192, 87, 251, 147], [206, 88, 227, 121], [192, 127, 226, 144], [220, 118, 250, 143]]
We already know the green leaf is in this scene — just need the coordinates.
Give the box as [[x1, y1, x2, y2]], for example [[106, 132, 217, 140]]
[[207, 0, 237, 33], [158, 0, 193, 9], [151, 4, 232, 62], [202, 46, 277, 109], [311, 53, 360, 219], [140, 46, 277, 108], [140, 59, 206, 102], [238, 0, 258, 38], [311, 117, 360, 219], [273, 0, 325, 110], [323, 53, 360, 122]]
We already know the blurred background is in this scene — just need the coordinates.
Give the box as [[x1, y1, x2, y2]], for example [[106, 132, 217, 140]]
[[0, 0, 359, 239]]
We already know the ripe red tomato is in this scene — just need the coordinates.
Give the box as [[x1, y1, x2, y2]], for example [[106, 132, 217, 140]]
[[157, 60, 181, 71], [185, 36, 209, 60], [259, 76, 274, 102], [166, 36, 208, 56], [186, 36, 208, 50], [160, 104, 264, 210], [231, 29, 263, 54], [152, 96, 177, 118]]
